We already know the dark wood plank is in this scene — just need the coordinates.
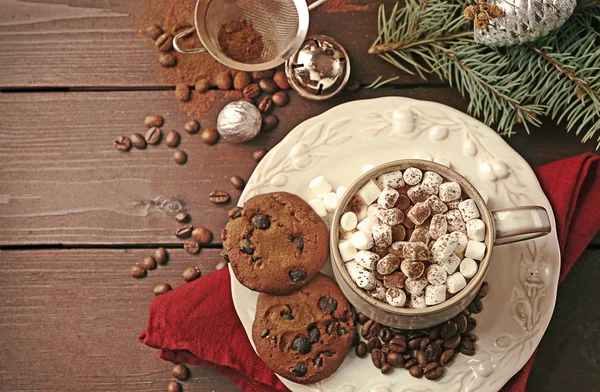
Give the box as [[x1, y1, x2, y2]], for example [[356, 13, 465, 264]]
[[0, 248, 239, 391], [0, 88, 596, 246]]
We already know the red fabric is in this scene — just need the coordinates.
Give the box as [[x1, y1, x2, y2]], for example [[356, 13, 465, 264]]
[[140, 153, 600, 392]]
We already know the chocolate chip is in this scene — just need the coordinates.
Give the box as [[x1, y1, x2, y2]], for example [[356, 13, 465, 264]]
[[308, 326, 320, 343], [281, 307, 294, 320], [318, 296, 338, 313], [240, 239, 254, 255], [251, 256, 261, 263], [337, 324, 349, 336], [326, 321, 336, 334], [261, 329, 270, 338], [289, 269, 307, 282], [251, 214, 271, 229], [291, 362, 307, 377], [314, 357, 323, 367], [291, 236, 304, 252], [292, 337, 311, 354]]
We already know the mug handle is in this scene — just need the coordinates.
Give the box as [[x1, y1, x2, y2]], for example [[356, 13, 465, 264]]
[[173, 27, 207, 54], [492, 206, 552, 245]]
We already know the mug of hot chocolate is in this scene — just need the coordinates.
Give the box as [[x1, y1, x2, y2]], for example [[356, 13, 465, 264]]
[[330, 160, 551, 329]]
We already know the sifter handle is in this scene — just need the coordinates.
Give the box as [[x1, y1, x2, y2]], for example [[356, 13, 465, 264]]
[[173, 27, 207, 54], [308, 0, 328, 11]]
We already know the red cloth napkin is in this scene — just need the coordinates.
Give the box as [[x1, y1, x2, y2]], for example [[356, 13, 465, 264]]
[[140, 153, 600, 392]]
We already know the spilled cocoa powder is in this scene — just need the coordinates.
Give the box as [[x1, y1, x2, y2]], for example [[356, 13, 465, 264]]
[[217, 18, 264, 64]]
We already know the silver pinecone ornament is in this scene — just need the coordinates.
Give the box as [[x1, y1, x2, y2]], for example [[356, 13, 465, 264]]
[[469, 0, 576, 46]]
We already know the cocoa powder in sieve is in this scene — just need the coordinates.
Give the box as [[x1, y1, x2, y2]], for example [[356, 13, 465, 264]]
[[217, 18, 264, 64]]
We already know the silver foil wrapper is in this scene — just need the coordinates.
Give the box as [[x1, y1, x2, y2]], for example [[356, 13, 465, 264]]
[[217, 101, 262, 143]]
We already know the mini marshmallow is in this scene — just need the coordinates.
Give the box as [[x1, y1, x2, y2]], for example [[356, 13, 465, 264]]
[[323, 192, 339, 212], [386, 287, 407, 307], [407, 202, 431, 225], [458, 199, 480, 222], [357, 180, 382, 205], [309, 175, 332, 198], [439, 182, 462, 202], [379, 170, 405, 189], [407, 185, 429, 203], [421, 171, 444, 195], [450, 232, 468, 255], [368, 281, 387, 301], [346, 261, 376, 290], [357, 217, 378, 233], [367, 204, 381, 219], [377, 208, 404, 226], [460, 258, 478, 278], [340, 212, 358, 231], [355, 250, 379, 270], [426, 195, 449, 215], [388, 241, 408, 258], [403, 242, 430, 261], [401, 259, 425, 279], [336, 186, 348, 199], [410, 227, 430, 244], [405, 276, 428, 295], [403, 167, 423, 185], [425, 284, 447, 306], [410, 291, 427, 309], [376, 254, 401, 275], [372, 224, 392, 248], [308, 198, 327, 217], [446, 272, 467, 294], [351, 231, 374, 250], [446, 209, 467, 233], [426, 264, 448, 285], [439, 253, 461, 275], [433, 158, 451, 167], [338, 240, 357, 262], [429, 214, 447, 240], [340, 229, 355, 240], [431, 233, 459, 263], [446, 198, 462, 210], [465, 240, 486, 261], [383, 272, 407, 289], [362, 164, 376, 173], [466, 219, 486, 242], [378, 187, 400, 209]]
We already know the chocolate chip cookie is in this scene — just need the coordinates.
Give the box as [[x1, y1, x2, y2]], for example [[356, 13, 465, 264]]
[[252, 273, 356, 384], [223, 192, 329, 295]]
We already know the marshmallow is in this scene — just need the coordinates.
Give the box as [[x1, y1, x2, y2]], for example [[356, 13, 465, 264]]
[[341, 212, 358, 231], [410, 227, 430, 244], [379, 170, 405, 189], [410, 291, 427, 309], [408, 185, 429, 203], [431, 234, 459, 263], [433, 158, 451, 167], [357, 217, 378, 233], [362, 164, 375, 173], [405, 276, 428, 295], [401, 259, 425, 279], [357, 180, 382, 205], [403, 242, 430, 261], [377, 254, 401, 275], [458, 199, 480, 222], [439, 253, 461, 275], [425, 284, 447, 306], [459, 258, 478, 278], [465, 240, 486, 261], [383, 271, 407, 289], [377, 208, 404, 226], [466, 219, 486, 242], [426, 195, 449, 215], [338, 240, 357, 262], [446, 198, 463, 210], [367, 204, 381, 219], [426, 264, 448, 285], [351, 231, 374, 250], [403, 167, 423, 185], [446, 272, 467, 294], [308, 198, 327, 217], [439, 182, 462, 202], [446, 209, 466, 233], [323, 192, 339, 212], [340, 229, 355, 240], [368, 281, 387, 301], [422, 171, 444, 195], [386, 287, 407, 307], [355, 250, 379, 270], [429, 214, 447, 240], [391, 224, 407, 242], [388, 241, 408, 258], [336, 186, 348, 199], [372, 224, 392, 248], [450, 231, 468, 253], [309, 176, 332, 198], [346, 261, 376, 290], [407, 202, 431, 225], [378, 187, 400, 209]]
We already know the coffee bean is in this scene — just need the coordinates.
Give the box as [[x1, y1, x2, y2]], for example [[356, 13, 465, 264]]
[[441, 320, 458, 339], [113, 136, 131, 151], [233, 71, 252, 90], [208, 190, 230, 204], [435, 338, 445, 346], [465, 316, 477, 333], [461, 340, 475, 351], [423, 362, 439, 374], [361, 319, 375, 339], [477, 281, 489, 298], [196, 79, 211, 94], [167, 381, 182, 392], [416, 349, 428, 367], [165, 130, 181, 147], [258, 96, 273, 113], [388, 336, 407, 353], [289, 269, 307, 282], [252, 148, 268, 162], [130, 264, 146, 278], [145, 127, 162, 144], [242, 83, 261, 98], [291, 362, 306, 377], [273, 71, 290, 90], [292, 336, 311, 354], [239, 97, 254, 105], [175, 212, 190, 222], [426, 343, 443, 362], [459, 344, 476, 356], [182, 266, 201, 282], [252, 69, 275, 80], [381, 363, 393, 374], [272, 91, 289, 107], [386, 351, 404, 367], [184, 120, 200, 134], [142, 256, 157, 270], [357, 313, 369, 325], [190, 226, 211, 244], [251, 214, 271, 229], [155, 33, 173, 51], [240, 238, 254, 254], [454, 313, 468, 334], [409, 364, 423, 378], [371, 349, 383, 369], [184, 240, 200, 254], [228, 207, 242, 219], [367, 337, 381, 352], [200, 127, 219, 145], [462, 333, 477, 342], [144, 115, 164, 128], [229, 176, 245, 190], [408, 337, 422, 350], [428, 324, 442, 340], [144, 24, 163, 40], [215, 71, 232, 90], [172, 364, 190, 380], [175, 224, 193, 239], [173, 150, 187, 165], [440, 349, 455, 365], [471, 297, 484, 313], [345, 79, 361, 92], [159, 53, 177, 67], [404, 358, 417, 370], [444, 334, 461, 350], [461, 307, 471, 316], [259, 78, 279, 94], [175, 84, 190, 101], [154, 247, 168, 265], [355, 341, 368, 358], [261, 114, 279, 132], [379, 328, 393, 343], [130, 133, 147, 149], [418, 337, 430, 351], [425, 364, 444, 380], [153, 283, 172, 296]]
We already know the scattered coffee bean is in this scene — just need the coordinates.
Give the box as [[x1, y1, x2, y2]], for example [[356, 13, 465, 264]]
[[145, 127, 162, 144], [175, 212, 190, 222], [142, 256, 157, 270], [361, 319, 379, 339], [441, 320, 458, 339], [173, 150, 187, 165], [409, 364, 423, 378], [182, 266, 201, 282], [345, 79, 361, 92], [175, 84, 190, 101], [131, 133, 147, 149], [465, 316, 477, 333], [371, 349, 383, 369], [416, 349, 428, 368], [167, 381, 182, 392], [159, 53, 177, 67], [153, 283, 172, 296], [259, 78, 279, 94], [184, 120, 200, 134], [386, 351, 404, 367], [208, 190, 230, 204], [429, 325, 442, 340], [252, 69, 275, 80], [440, 349, 455, 365], [404, 357, 417, 370], [388, 336, 407, 353], [144, 115, 164, 128], [367, 336, 381, 352], [425, 363, 444, 380], [257, 95, 273, 113], [459, 340, 476, 356], [423, 362, 439, 374], [379, 328, 393, 343], [130, 264, 146, 279], [200, 127, 219, 145], [471, 297, 484, 313], [144, 24, 163, 40], [355, 341, 368, 358], [242, 83, 261, 99], [155, 247, 169, 265], [184, 240, 200, 254], [381, 363, 393, 374], [172, 364, 190, 380], [215, 71, 232, 90], [454, 313, 468, 334], [289, 269, 307, 282], [462, 333, 477, 342], [175, 224, 193, 239], [230, 176, 245, 190], [273, 71, 290, 90], [444, 334, 461, 350], [196, 79, 211, 94], [357, 313, 369, 325], [239, 97, 255, 105], [272, 91, 289, 107], [113, 136, 132, 151], [192, 226, 213, 243], [164, 130, 180, 148], [261, 114, 279, 132], [252, 148, 268, 162], [251, 214, 271, 229], [233, 71, 252, 90], [155, 33, 173, 52], [477, 281, 489, 299], [420, 337, 431, 351], [408, 337, 422, 350], [426, 343, 443, 362]]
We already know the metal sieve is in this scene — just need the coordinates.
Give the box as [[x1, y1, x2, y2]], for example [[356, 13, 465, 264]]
[[173, 0, 328, 72]]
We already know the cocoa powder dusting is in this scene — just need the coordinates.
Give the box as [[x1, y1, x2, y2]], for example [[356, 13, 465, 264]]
[[217, 18, 264, 64]]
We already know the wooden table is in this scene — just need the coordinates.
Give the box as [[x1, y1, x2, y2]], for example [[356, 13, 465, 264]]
[[0, 1, 598, 391]]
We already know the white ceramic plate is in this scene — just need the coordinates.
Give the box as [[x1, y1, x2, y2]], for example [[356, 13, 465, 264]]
[[230, 97, 559, 392]]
